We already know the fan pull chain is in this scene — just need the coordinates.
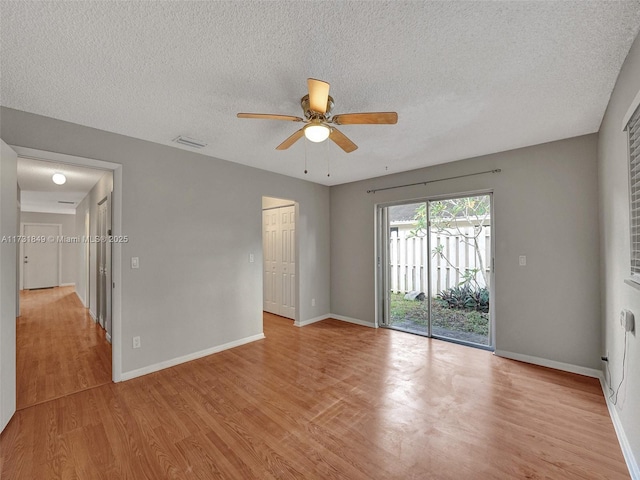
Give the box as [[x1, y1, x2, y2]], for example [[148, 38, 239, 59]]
[[326, 138, 330, 177], [304, 137, 308, 174]]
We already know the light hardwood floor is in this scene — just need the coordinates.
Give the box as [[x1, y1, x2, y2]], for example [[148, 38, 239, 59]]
[[15, 286, 111, 409], [1, 305, 629, 479]]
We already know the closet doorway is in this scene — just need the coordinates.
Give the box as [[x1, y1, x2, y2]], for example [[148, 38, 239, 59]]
[[262, 197, 297, 320]]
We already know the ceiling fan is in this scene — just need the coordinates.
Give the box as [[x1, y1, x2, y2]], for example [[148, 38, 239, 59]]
[[237, 78, 398, 153]]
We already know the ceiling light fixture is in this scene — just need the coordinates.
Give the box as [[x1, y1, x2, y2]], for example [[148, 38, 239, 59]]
[[304, 122, 330, 143], [52, 172, 66, 185]]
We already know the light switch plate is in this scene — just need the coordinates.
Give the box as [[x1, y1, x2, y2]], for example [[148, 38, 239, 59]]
[[131, 257, 139, 269], [519, 255, 526, 266]]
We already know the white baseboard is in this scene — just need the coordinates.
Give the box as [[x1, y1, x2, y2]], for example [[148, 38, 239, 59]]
[[599, 376, 640, 479], [89, 310, 97, 322], [73, 290, 87, 308], [295, 315, 329, 327], [60, 283, 75, 287], [330, 314, 376, 328], [493, 350, 601, 378], [120, 333, 266, 381], [106, 332, 112, 344], [294, 314, 376, 328]]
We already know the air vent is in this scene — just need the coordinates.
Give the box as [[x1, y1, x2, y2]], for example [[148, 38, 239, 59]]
[[172, 136, 207, 149], [58, 201, 75, 205]]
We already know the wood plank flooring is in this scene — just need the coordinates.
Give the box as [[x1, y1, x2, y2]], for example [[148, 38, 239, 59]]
[[1, 311, 629, 479], [15, 286, 112, 409]]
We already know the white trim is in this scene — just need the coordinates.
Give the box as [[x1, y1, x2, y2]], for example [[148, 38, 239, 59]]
[[330, 314, 376, 328], [12, 146, 124, 383], [494, 350, 601, 378], [295, 314, 330, 327], [120, 333, 266, 381], [89, 309, 97, 322], [12, 146, 118, 172], [622, 87, 640, 131], [60, 282, 75, 287], [106, 332, 112, 343], [625, 278, 640, 291], [111, 165, 122, 382], [599, 375, 640, 479]]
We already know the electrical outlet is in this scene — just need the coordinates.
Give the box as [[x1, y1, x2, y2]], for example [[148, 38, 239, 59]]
[[620, 309, 635, 333], [311, 298, 316, 307], [249, 253, 254, 263], [133, 336, 141, 349], [519, 255, 527, 266]]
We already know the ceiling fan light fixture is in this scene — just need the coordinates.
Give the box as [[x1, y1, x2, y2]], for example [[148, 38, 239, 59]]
[[304, 123, 330, 143], [52, 172, 67, 185]]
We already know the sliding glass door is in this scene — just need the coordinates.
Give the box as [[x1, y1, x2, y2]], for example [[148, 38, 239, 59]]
[[378, 194, 493, 349]]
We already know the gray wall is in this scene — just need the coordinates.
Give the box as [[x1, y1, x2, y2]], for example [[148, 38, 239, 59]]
[[74, 200, 89, 308], [0, 141, 18, 432], [0, 107, 331, 376], [331, 134, 601, 369], [598, 31, 640, 467], [20, 211, 77, 287]]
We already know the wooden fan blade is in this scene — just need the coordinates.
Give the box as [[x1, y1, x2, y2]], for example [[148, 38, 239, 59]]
[[329, 127, 358, 153], [237, 113, 304, 122], [332, 112, 398, 125], [307, 78, 330, 113], [276, 128, 305, 150]]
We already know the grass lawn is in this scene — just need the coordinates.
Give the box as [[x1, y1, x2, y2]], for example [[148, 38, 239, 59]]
[[389, 293, 489, 338]]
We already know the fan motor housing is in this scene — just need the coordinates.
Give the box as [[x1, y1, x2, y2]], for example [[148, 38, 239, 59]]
[[301, 94, 334, 119]]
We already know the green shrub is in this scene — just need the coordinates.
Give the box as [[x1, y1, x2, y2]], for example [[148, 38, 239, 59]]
[[438, 285, 489, 313]]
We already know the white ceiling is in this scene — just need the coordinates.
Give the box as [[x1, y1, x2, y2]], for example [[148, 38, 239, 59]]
[[17, 157, 107, 214], [2, 1, 640, 186]]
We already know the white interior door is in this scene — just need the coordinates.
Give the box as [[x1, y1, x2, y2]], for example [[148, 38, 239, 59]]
[[263, 209, 279, 315], [262, 205, 296, 319], [279, 206, 296, 319], [23, 224, 59, 289], [83, 210, 90, 307], [96, 202, 104, 327], [104, 195, 112, 340], [96, 196, 111, 336]]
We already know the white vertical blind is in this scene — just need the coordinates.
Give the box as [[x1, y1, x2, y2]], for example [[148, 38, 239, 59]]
[[628, 104, 640, 279]]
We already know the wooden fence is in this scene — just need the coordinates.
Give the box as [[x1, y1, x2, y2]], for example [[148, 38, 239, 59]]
[[389, 224, 491, 295]]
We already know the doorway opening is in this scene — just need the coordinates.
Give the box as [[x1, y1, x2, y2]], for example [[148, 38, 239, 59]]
[[13, 146, 123, 401], [262, 196, 298, 324], [377, 193, 494, 350]]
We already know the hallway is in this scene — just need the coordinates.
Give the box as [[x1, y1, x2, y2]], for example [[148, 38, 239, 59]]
[[17, 286, 111, 409]]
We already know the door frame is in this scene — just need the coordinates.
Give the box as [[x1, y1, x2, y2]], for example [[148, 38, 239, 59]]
[[375, 189, 495, 350], [261, 196, 299, 324], [96, 194, 112, 340], [20, 222, 62, 290], [12, 146, 124, 382]]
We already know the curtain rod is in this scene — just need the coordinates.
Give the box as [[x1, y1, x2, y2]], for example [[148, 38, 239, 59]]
[[366, 169, 502, 194]]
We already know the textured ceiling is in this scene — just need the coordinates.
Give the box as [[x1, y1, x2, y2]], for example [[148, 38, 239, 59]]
[[18, 157, 107, 214], [2, 1, 640, 186]]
